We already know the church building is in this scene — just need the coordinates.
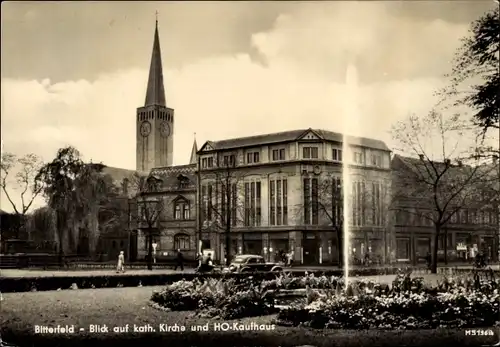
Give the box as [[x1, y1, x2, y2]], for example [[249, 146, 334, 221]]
[[135, 19, 198, 262]]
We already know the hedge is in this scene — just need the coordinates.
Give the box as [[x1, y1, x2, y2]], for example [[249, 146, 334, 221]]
[[1, 267, 497, 293]]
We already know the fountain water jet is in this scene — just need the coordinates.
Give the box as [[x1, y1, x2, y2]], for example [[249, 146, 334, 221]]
[[342, 62, 360, 289]]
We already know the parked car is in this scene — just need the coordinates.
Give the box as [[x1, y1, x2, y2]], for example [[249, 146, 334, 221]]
[[225, 254, 283, 273]]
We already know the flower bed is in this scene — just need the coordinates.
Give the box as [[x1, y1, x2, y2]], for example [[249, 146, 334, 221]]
[[150, 277, 277, 320], [274, 274, 500, 329], [150, 270, 499, 327]]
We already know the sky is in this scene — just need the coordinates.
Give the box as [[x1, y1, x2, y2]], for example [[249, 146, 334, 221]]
[[1, 1, 497, 213]]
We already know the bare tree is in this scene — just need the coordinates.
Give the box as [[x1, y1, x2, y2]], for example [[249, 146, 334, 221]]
[[129, 173, 165, 270], [199, 156, 247, 266], [299, 174, 391, 267], [0, 152, 44, 239], [391, 111, 496, 273]]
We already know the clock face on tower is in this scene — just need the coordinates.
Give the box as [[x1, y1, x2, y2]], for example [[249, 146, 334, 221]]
[[160, 122, 170, 137], [140, 121, 152, 137]]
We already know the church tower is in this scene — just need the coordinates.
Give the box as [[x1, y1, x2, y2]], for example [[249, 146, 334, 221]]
[[136, 19, 174, 172]]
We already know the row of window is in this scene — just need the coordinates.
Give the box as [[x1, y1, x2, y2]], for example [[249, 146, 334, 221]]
[[200, 147, 384, 168], [138, 110, 173, 122], [396, 208, 499, 226], [396, 235, 496, 260], [145, 233, 190, 251], [201, 154, 236, 169], [198, 178, 386, 227]]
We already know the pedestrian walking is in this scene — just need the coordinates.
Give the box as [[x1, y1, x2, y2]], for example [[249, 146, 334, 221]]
[[116, 251, 125, 273], [287, 250, 294, 267], [174, 249, 184, 271]]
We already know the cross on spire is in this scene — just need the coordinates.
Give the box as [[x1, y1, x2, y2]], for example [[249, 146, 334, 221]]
[[144, 12, 166, 107]]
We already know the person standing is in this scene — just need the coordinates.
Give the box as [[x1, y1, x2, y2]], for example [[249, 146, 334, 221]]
[[174, 249, 184, 271], [116, 251, 125, 273]]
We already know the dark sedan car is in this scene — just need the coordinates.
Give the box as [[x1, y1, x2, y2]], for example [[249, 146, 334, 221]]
[[225, 254, 283, 273]]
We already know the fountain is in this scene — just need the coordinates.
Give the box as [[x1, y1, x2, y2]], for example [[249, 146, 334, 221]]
[[342, 62, 360, 289]]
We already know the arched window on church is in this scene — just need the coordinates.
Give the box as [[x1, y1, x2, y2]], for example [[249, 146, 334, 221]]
[[174, 233, 190, 251], [174, 198, 190, 220]]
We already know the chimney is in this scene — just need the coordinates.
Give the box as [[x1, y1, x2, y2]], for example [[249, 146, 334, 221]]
[[419, 154, 424, 161], [445, 159, 451, 165], [457, 160, 463, 167]]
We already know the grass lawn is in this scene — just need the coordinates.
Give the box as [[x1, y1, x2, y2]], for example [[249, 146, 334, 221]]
[[1, 286, 497, 347]]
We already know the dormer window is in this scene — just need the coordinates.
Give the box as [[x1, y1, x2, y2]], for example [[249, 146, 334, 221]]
[[303, 147, 318, 159], [177, 174, 190, 189], [146, 177, 161, 192]]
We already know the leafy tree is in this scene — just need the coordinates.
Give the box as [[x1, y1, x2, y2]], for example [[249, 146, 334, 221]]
[[391, 111, 496, 273], [0, 152, 44, 238], [26, 206, 57, 251], [75, 163, 121, 256], [36, 147, 118, 261], [36, 146, 84, 263], [440, 7, 499, 134]]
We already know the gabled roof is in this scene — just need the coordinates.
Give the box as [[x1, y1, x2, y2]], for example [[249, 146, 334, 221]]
[[149, 164, 197, 191], [198, 128, 390, 152]]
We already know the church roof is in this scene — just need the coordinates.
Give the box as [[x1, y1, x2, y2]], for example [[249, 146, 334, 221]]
[[144, 19, 166, 107], [199, 128, 390, 152], [101, 166, 141, 185], [150, 164, 197, 191]]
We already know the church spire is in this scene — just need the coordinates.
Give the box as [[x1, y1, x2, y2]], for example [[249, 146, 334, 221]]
[[190, 133, 198, 164], [144, 15, 166, 107]]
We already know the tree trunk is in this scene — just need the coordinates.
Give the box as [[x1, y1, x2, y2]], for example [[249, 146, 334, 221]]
[[444, 227, 448, 265], [225, 178, 231, 266], [225, 229, 230, 266], [87, 207, 100, 258], [147, 228, 153, 270], [56, 210, 65, 267], [431, 225, 440, 274]]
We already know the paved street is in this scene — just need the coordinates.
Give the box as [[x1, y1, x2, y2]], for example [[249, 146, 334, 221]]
[[0, 268, 196, 278]]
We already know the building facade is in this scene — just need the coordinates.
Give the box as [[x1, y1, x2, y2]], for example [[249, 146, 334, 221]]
[[197, 129, 393, 265], [391, 155, 499, 264], [135, 20, 198, 260], [135, 164, 198, 261]]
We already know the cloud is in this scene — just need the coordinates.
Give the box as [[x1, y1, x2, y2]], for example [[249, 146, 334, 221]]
[[0, 3, 480, 212]]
